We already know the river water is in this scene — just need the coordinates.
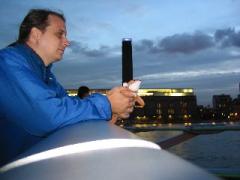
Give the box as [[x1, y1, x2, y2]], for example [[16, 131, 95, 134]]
[[135, 130, 240, 171]]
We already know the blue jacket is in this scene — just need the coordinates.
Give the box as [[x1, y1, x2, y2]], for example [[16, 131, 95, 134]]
[[0, 43, 112, 166]]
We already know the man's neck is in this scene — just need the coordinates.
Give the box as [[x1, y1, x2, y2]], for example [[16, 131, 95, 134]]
[[26, 41, 49, 67]]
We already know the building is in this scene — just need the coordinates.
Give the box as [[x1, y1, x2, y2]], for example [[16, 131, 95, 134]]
[[197, 105, 215, 122], [212, 94, 232, 121], [230, 96, 240, 121], [129, 88, 198, 125], [67, 88, 197, 125]]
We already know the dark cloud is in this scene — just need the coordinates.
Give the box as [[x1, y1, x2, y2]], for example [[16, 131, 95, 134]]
[[159, 32, 214, 53], [134, 39, 162, 54], [134, 28, 240, 55], [214, 28, 234, 41], [214, 28, 240, 47], [134, 39, 154, 51], [134, 32, 214, 54], [69, 40, 110, 58]]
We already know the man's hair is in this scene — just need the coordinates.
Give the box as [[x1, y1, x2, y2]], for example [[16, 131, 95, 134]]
[[17, 9, 65, 43]]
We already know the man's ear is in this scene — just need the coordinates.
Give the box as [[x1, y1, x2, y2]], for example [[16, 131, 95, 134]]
[[29, 27, 42, 43]]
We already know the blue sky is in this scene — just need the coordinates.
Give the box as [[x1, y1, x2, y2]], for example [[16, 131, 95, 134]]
[[0, 0, 240, 105]]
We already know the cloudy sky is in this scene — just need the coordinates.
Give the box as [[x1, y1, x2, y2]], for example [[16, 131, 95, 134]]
[[0, 0, 240, 106]]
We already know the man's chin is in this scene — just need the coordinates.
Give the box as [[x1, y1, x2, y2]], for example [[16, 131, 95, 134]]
[[52, 57, 62, 63], [56, 54, 63, 61]]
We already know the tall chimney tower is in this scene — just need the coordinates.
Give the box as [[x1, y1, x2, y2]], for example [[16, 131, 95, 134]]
[[122, 38, 133, 83]]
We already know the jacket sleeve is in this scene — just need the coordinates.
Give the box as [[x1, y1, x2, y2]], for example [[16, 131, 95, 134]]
[[0, 53, 112, 137]]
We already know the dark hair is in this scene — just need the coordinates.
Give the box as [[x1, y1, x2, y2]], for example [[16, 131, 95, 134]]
[[17, 9, 65, 43], [77, 86, 90, 99]]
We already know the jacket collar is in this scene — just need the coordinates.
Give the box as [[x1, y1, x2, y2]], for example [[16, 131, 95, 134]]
[[14, 43, 52, 82]]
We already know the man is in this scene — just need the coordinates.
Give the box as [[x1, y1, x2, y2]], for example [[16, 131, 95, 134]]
[[0, 9, 135, 166]]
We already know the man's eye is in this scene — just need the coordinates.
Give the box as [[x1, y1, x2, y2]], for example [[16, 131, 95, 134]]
[[55, 32, 64, 38]]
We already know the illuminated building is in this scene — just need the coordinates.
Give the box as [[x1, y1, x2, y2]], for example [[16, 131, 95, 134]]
[[130, 88, 198, 124], [66, 89, 108, 97], [66, 88, 198, 124]]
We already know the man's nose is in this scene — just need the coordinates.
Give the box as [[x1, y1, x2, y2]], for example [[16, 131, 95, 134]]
[[63, 38, 70, 47]]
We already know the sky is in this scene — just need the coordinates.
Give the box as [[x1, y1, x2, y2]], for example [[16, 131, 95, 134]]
[[0, 0, 240, 106]]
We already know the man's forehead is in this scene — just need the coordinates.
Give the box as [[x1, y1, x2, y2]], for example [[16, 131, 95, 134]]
[[47, 15, 66, 31]]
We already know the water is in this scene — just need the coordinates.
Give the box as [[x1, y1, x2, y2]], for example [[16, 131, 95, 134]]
[[135, 131, 240, 171]]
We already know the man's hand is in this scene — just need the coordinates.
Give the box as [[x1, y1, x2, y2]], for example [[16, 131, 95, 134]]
[[107, 81, 145, 124], [127, 80, 145, 107], [107, 86, 135, 121]]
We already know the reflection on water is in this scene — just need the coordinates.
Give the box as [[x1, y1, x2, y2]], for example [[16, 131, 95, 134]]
[[136, 131, 182, 142], [136, 131, 240, 169]]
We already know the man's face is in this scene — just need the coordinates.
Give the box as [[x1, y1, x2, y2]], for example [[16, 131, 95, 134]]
[[36, 15, 69, 65]]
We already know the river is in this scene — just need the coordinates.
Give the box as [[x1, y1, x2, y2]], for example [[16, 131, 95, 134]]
[[135, 130, 240, 171]]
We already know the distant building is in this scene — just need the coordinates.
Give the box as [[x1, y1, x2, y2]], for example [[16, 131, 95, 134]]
[[66, 88, 198, 125], [66, 89, 108, 96], [212, 94, 232, 121], [66, 85, 240, 124], [129, 88, 198, 124], [197, 105, 215, 122], [231, 95, 240, 121]]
